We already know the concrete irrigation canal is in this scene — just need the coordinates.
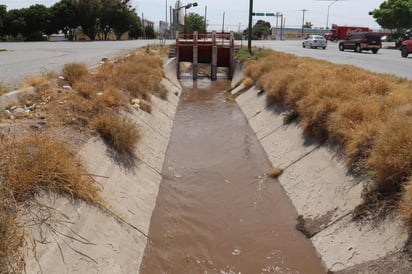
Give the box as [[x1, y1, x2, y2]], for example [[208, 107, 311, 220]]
[[139, 78, 326, 273], [13, 52, 407, 274]]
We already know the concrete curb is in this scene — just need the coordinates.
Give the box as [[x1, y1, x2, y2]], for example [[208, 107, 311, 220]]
[[233, 69, 408, 272]]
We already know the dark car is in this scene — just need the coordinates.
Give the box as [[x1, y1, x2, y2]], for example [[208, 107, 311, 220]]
[[338, 32, 382, 54]]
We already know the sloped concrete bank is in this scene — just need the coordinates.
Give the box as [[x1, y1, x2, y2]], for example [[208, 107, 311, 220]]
[[21, 59, 182, 273], [231, 63, 410, 273]]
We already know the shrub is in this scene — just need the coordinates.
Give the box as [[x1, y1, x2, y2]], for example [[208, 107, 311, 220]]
[[367, 116, 412, 194], [73, 81, 95, 99], [95, 113, 141, 155], [100, 86, 127, 107], [62, 63, 89, 85], [19, 76, 51, 92], [1, 133, 102, 204], [242, 77, 254, 89], [0, 207, 25, 274], [0, 132, 103, 273]]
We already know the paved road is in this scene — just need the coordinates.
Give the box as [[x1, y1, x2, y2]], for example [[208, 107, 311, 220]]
[[1, 39, 411, 89], [0, 40, 170, 88], [253, 40, 412, 80]]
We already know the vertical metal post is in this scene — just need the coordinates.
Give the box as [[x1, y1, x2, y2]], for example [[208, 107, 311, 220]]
[[176, 31, 180, 79], [204, 6, 207, 31], [248, 0, 253, 54], [280, 14, 284, 40], [193, 31, 198, 80], [211, 31, 217, 80], [229, 31, 234, 79]]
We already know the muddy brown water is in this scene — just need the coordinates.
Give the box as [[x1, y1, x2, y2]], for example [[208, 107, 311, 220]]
[[140, 78, 326, 274]]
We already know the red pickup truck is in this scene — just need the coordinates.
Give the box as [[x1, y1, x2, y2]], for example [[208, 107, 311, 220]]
[[401, 39, 412, 57]]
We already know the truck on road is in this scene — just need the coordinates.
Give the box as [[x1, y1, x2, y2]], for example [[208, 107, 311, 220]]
[[324, 24, 372, 41]]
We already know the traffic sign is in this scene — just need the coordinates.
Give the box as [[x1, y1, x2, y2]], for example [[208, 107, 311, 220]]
[[265, 13, 275, 16], [252, 12, 265, 16]]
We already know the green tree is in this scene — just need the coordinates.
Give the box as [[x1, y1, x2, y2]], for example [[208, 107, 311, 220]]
[[3, 9, 26, 39], [184, 12, 206, 32], [371, 0, 412, 32], [106, 0, 139, 40], [304, 21, 313, 29], [0, 5, 7, 39], [252, 20, 271, 40], [144, 24, 156, 39], [128, 12, 142, 39], [71, 0, 102, 40], [23, 4, 51, 40], [50, 0, 79, 39], [233, 32, 243, 40]]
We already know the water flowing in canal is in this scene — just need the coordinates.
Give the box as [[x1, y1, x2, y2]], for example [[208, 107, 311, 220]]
[[140, 78, 326, 274]]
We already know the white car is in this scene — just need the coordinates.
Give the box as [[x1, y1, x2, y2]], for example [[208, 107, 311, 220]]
[[302, 35, 327, 49]]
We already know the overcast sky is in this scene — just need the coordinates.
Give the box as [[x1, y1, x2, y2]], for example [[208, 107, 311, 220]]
[[2, 0, 386, 31]]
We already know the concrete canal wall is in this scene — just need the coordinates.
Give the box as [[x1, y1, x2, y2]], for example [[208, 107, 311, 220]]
[[232, 62, 409, 273]]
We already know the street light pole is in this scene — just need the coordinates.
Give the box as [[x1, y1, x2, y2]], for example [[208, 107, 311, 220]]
[[326, 0, 338, 29], [172, 2, 198, 38]]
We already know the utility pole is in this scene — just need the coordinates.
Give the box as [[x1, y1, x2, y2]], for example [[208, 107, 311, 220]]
[[204, 6, 207, 31], [326, 0, 339, 29], [222, 12, 225, 32], [280, 13, 284, 40], [300, 9, 307, 38]]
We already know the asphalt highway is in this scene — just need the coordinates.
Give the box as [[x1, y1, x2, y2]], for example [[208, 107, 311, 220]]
[[0, 40, 171, 89], [1, 39, 411, 89]]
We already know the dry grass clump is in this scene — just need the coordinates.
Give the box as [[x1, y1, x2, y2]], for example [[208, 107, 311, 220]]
[[242, 48, 412, 226], [0, 206, 25, 274], [267, 168, 284, 178], [367, 116, 412, 194], [19, 76, 51, 93], [1, 133, 102, 205], [0, 132, 103, 273], [0, 82, 10, 96], [242, 77, 255, 89], [96, 53, 166, 102], [100, 86, 127, 107], [62, 63, 89, 85], [73, 81, 95, 99], [95, 114, 141, 155]]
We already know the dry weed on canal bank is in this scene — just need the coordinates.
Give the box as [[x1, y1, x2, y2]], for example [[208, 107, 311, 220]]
[[237, 47, 412, 237], [0, 45, 169, 273]]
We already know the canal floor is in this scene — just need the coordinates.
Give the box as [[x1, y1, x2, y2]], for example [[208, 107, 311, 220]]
[[140, 78, 326, 273]]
